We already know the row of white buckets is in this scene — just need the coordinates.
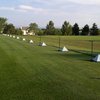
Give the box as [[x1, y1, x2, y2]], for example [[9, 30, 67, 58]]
[[3, 34, 100, 62]]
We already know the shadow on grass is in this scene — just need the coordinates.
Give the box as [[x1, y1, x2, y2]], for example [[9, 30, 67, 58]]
[[70, 49, 91, 56], [44, 50, 91, 62], [90, 77, 100, 80], [47, 44, 100, 56], [37, 44, 100, 62], [47, 44, 59, 49]]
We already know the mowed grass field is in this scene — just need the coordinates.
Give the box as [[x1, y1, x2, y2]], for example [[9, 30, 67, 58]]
[[23, 35, 100, 53], [0, 35, 100, 100]]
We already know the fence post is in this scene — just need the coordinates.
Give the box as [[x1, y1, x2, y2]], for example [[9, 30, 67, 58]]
[[91, 40, 94, 58], [40, 35, 41, 43], [59, 36, 61, 49]]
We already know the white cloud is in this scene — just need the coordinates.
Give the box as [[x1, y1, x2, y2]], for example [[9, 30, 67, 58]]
[[68, 0, 100, 5], [18, 5, 45, 12], [0, 6, 27, 12], [35, 0, 100, 5], [19, 5, 33, 10], [0, 7, 15, 11], [0, 5, 47, 13]]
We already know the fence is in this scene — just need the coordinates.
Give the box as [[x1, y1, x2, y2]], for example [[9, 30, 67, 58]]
[[34, 36, 100, 56]]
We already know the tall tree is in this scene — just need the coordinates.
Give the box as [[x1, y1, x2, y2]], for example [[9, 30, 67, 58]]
[[81, 24, 90, 35], [55, 28, 62, 35], [0, 17, 7, 33], [72, 23, 79, 35], [45, 21, 55, 35], [90, 23, 99, 35], [28, 23, 39, 34], [3, 24, 16, 34], [98, 29, 100, 35], [61, 21, 72, 35], [15, 28, 23, 35], [37, 29, 44, 35]]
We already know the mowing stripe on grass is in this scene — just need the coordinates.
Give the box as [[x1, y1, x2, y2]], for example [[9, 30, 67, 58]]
[[0, 35, 100, 100]]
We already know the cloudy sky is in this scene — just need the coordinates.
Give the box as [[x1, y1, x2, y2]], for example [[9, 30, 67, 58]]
[[0, 0, 100, 28]]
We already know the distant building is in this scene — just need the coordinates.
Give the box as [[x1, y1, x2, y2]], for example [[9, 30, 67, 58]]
[[21, 27, 35, 35]]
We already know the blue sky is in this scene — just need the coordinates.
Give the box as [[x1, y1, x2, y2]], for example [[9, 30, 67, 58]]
[[0, 0, 100, 28]]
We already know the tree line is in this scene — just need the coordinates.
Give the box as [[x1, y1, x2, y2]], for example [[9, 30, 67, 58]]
[[0, 17, 23, 35], [0, 17, 100, 35], [44, 21, 100, 36]]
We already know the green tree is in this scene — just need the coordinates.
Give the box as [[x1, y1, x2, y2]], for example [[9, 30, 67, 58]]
[[45, 21, 55, 35], [37, 29, 45, 35], [28, 23, 39, 34], [81, 24, 90, 35], [3, 24, 16, 34], [61, 21, 72, 35], [72, 23, 80, 35], [0, 17, 7, 33], [15, 28, 23, 35], [98, 29, 100, 35], [90, 23, 99, 35], [55, 28, 62, 35]]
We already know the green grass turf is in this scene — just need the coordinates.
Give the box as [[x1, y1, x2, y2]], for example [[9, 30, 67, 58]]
[[23, 35, 100, 53], [0, 35, 100, 100]]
